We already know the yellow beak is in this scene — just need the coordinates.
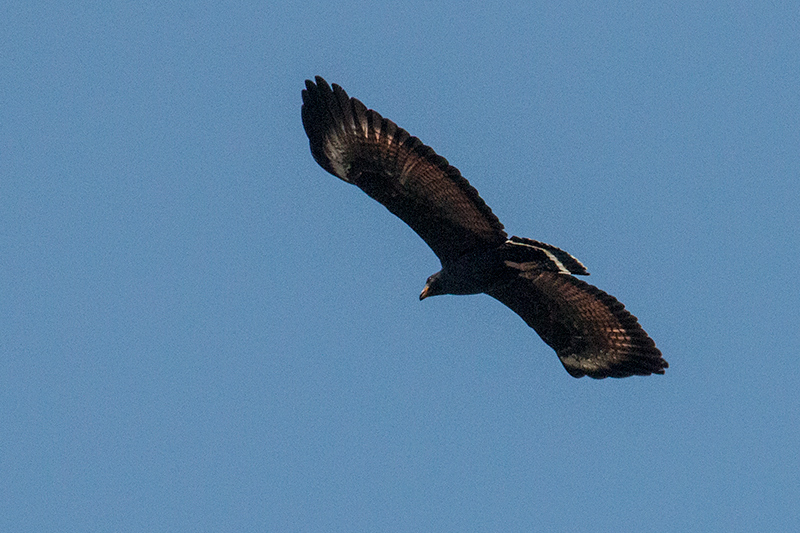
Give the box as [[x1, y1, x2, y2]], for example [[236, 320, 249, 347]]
[[419, 285, 431, 300]]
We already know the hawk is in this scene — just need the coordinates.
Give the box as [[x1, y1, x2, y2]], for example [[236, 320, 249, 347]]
[[301, 76, 667, 379]]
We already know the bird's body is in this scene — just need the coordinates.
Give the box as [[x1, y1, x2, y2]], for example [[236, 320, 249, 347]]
[[421, 237, 586, 298], [301, 76, 667, 379]]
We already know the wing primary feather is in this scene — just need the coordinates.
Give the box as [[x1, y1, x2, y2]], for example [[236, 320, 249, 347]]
[[351, 97, 369, 136], [332, 83, 356, 133]]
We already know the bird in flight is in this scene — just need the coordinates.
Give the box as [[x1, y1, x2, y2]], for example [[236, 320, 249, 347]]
[[301, 76, 667, 379]]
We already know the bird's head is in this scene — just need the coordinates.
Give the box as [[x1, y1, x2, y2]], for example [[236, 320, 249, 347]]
[[419, 272, 446, 300]]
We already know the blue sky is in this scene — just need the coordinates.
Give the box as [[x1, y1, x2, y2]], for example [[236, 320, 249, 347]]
[[2, 1, 799, 531]]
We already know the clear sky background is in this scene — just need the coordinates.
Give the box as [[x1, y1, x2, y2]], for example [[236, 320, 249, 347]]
[[3, 1, 798, 531]]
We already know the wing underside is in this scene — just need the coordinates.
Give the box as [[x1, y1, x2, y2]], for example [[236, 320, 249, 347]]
[[488, 271, 667, 378], [302, 76, 507, 262]]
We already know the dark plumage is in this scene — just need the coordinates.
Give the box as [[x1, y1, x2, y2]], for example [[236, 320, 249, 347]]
[[301, 76, 667, 379]]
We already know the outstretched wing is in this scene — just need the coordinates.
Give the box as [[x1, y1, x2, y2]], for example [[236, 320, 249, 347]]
[[487, 271, 667, 378], [302, 76, 507, 263]]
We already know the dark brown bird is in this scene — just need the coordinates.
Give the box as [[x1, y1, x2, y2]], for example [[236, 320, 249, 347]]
[[301, 76, 667, 379]]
